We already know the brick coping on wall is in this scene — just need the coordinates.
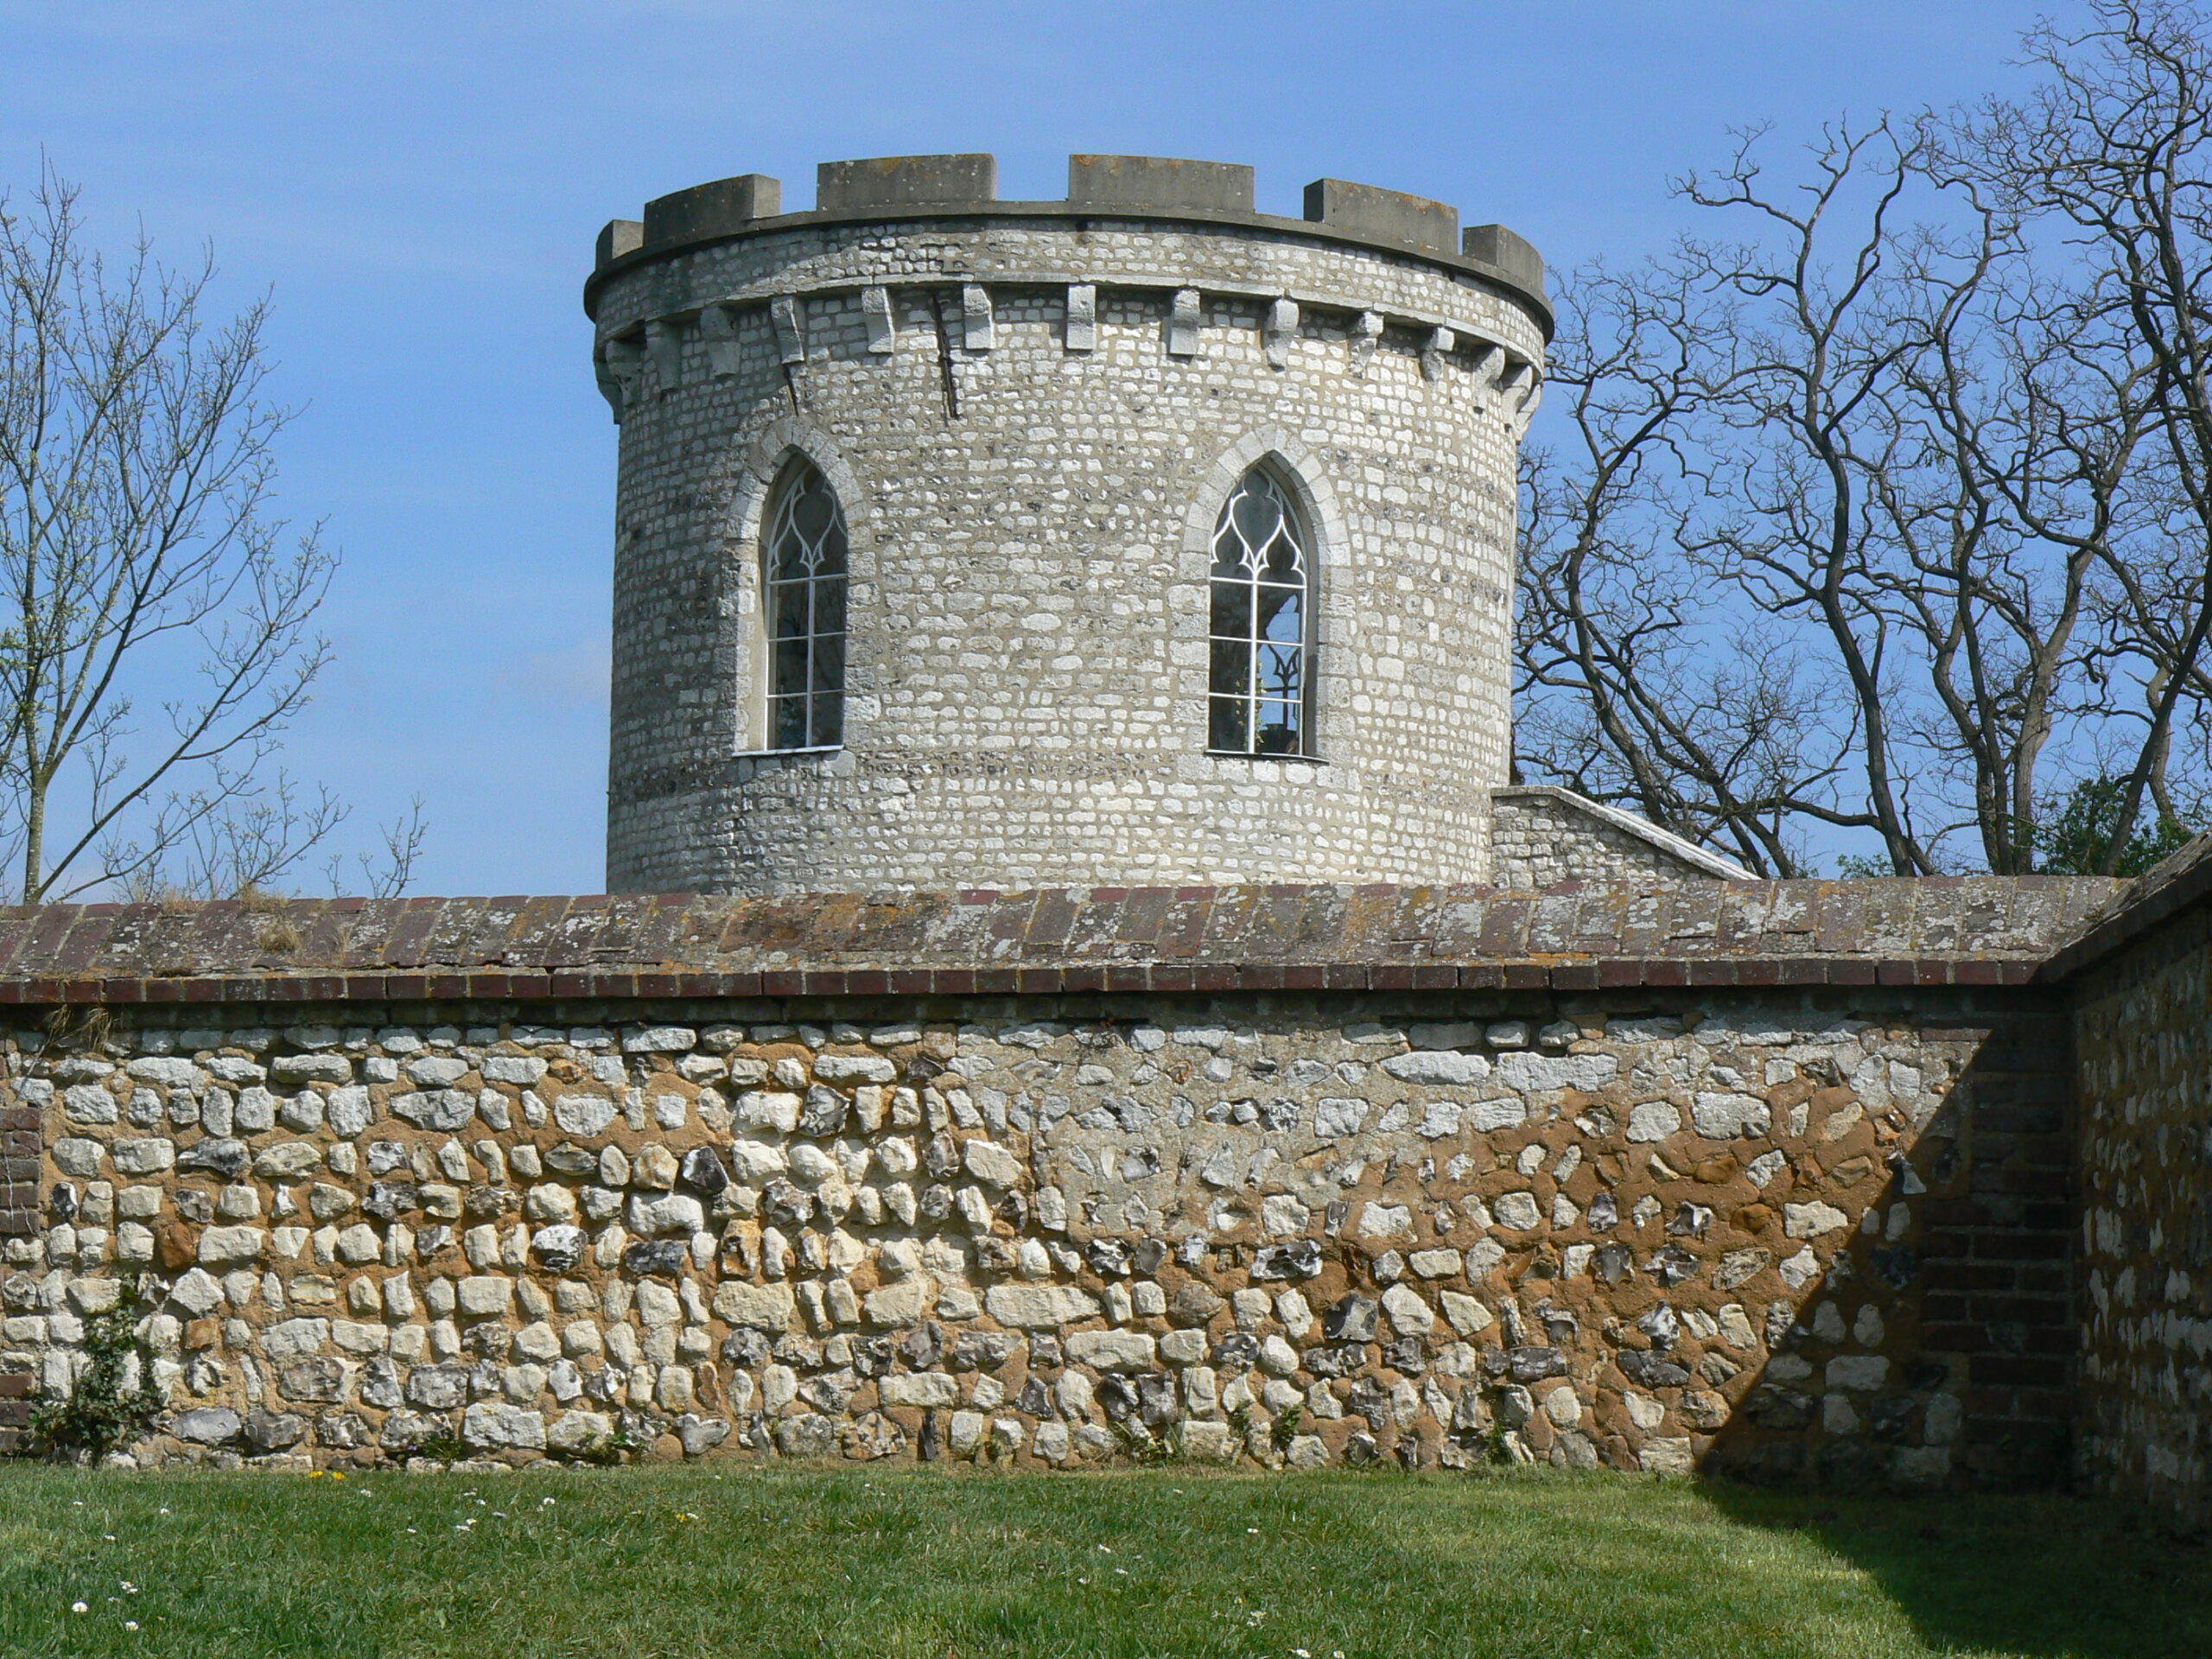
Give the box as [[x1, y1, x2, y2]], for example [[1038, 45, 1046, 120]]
[[0, 877, 2129, 1006]]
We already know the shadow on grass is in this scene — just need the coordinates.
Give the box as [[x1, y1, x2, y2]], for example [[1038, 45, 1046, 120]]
[[1701, 1482, 2212, 1659]]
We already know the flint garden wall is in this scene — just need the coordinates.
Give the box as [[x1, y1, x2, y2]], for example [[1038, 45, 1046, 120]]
[[0, 880, 2117, 1489]]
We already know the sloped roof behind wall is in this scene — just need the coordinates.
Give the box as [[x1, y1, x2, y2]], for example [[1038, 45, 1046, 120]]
[[2037, 831, 2212, 981], [0, 878, 2128, 1006]]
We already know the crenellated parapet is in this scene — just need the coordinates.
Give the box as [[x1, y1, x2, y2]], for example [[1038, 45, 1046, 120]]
[[585, 154, 1547, 435]]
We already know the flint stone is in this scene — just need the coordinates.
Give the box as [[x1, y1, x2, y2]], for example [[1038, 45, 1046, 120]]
[[963, 1139, 1022, 1188], [552, 1094, 618, 1135], [176, 1139, 249, 1178], [621, 1239, 690, 1277], [531, 1224, 586, 1272], [1381, 1051, 1491, 1085], [677, 1147, 728, 1194], [1692, 1092, 1771, 1139], [197, 1225, 265, 1265], [245, 1408, 307, 1451], [1494, 1052, 1618, 1091], [457, 1276, 513, 1316], [879, 1371, 959, 1408], [1252, 1240, 1323, 1281], [983, 1284, 1100, 1328], [1617, 1347, 1692, 1389], [1323, 1295, 1379, 1342], [1507, 1346, 1568, 1381], [547, 1410, 613, 1452], [461, 1402, 545, 1449], [714, 1281, 797, 1332], [278, 1357, 350, 1402], [252, 1143, 321, 1179], [1784, 1202, 1849, 1238], [627, 1192, 705, 1236], [392, 1090, 475, 1131], [777, 1414, 837, 1458], [1380, 1283, 1434, 1335], [1063, 1330, 1157, 1371], [172, 1407, 241, 1444], [542, 1144, 598, 1176], [273, 1053, 352, 1084], [815, 1053, 896, 1084], [1491, 1192, 1542, 1230], [676, 1414, 730, 1456]]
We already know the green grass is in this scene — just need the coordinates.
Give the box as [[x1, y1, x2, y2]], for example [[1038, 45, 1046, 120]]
[[0, 1464, 2203, 1658]]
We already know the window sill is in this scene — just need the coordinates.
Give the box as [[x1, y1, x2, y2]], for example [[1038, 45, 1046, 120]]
[[1205, 749, 1325, 765], [733, 745, 843, 760]]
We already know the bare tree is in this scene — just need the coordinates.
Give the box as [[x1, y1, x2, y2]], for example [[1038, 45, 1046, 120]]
[[1518, 78, 2204, 875], [1945, 0, 2212, 870], [1516, 262, 1844, 875], [0, 165, 348, 901]]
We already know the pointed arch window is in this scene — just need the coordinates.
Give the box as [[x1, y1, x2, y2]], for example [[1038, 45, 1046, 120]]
[[763, 459, 848, 750], [1208, 464, 1312, 756]]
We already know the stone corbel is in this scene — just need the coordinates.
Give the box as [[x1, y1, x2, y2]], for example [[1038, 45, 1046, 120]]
[[597, 335, 643, 423], [1349, 309, 1384, 377], [645, 318, 683, 396], [962, 283, 995, 352], [1166, 288, 1202, 358], [1469, 344, 1506, 410], [861, 287, 896, 354], [1065, 283, 1097, 353], [1421, 325, 1456, 383], [698, 304, 743, 377], [1264, 298, 1299, 371], [770, 296, 806, 365], [1510, 365, 1544, 435]]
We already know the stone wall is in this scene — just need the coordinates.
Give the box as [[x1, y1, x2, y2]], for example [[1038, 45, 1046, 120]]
[[8, 986, 2070, 1484], [591, 173, 1546, 896], [1491, 787, 1752, 888], [2069, 865, 2212, 1524]]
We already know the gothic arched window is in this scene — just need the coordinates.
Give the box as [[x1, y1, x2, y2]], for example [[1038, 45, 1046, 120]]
[[763, 459, 849, 750], [1208, 464, 1312, 756]]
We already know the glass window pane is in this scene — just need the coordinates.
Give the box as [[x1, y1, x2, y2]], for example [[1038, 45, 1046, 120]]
[[1210, 581, 1252, 640], [1211, 523, 1250, 579], [1256, 643, 1302, 701], [1255, 700, 1301, 754], [813, 575, 848, 637], [1210, 638, 1251, 696], [792, 481, 834, 543], [1209, 696, 1249, 753], [811, 692, 844, 748], [773, 636, 810, 699], [810, 631, 845, 693], [817, 518, 849, 575], [771, 695, 808, 750], [769, 531, 809, 583], [1256, 585, 1301, 644], [772, 582, 810, 641], [1233, 486, 1282, 551]]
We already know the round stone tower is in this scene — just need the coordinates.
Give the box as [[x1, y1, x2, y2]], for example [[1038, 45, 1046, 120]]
[[587, 154, 1547, 895]]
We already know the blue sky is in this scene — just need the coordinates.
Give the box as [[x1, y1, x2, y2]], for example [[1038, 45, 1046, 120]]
[[0, 1, 2056, 894]]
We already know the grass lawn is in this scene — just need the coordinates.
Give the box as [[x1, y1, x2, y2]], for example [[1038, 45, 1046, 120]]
[[0, 1465, 2203, 1659]]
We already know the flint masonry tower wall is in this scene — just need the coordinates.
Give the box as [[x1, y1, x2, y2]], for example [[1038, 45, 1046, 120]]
[[587, 155, 1548, 896]]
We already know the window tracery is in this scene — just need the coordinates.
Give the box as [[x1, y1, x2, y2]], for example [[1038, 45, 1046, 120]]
[[763, 459, 848, 750], [1208, 465, 1312, 756]]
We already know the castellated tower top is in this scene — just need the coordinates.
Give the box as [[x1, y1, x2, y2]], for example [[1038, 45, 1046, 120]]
[[588, 155, 1548, 898]]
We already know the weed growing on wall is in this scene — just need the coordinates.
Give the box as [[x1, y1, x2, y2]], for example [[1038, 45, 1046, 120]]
[[27, 1275, 157, 1462]]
